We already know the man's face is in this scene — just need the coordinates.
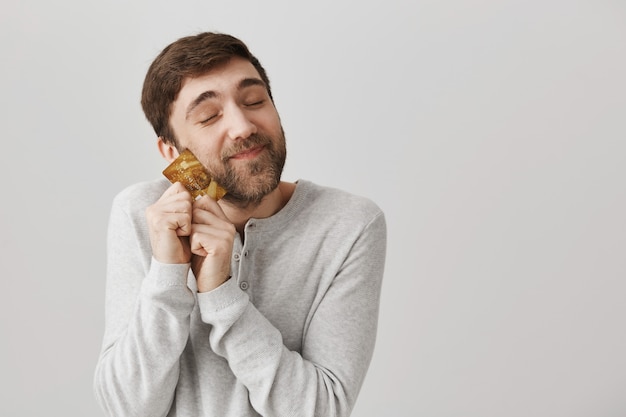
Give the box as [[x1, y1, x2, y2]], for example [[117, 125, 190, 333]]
[[169, 57, 286, 206]]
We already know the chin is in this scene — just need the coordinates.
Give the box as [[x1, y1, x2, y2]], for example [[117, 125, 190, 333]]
[[221, 173, 281, 207]]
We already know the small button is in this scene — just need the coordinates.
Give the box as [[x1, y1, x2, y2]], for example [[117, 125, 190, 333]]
[[240, 281, 249, 290], [233, 253, 241, 261]]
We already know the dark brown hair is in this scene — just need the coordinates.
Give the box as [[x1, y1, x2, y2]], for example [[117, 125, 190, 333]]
[[140, 32, 272, 145]]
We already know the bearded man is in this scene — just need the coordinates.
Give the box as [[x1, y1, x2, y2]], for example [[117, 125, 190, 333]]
[[94, 32, 386, 417]]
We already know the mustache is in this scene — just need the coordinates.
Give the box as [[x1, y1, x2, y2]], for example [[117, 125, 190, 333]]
[[221, 134, 273, 161]]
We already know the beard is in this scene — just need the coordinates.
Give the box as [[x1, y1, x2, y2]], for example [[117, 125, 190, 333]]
[[205, 130, 287, 208]]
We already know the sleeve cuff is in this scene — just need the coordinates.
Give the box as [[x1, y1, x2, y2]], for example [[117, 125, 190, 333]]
[[197, 278, 249, 325], [147, 257, 191, 288]]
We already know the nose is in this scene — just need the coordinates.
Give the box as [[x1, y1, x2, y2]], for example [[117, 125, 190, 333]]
[[224, 104, 257, 141]]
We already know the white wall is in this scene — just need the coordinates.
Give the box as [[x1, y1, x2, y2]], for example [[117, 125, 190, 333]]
[[1, 0, 624, 416]]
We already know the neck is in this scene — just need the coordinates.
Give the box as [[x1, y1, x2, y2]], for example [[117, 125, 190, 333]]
[[218, 181, 296, 234]]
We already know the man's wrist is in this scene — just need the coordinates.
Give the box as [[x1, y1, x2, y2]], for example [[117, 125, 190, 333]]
[[197, 275, 232, 293]]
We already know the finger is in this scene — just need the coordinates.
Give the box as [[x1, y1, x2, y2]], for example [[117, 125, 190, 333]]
[[191, 220, 235, 239], [173, 213, 192, 236], [162, 181, 191, 199], [147, 208, 192, 235], [189, 229, 234, 257], [148, 195, 192, 219], [191, 206, 233, 229], [153, 186, 192, 213], [147, 190, 192, 229], [193, 195, 228, 218], [156, 184, 194, 211]]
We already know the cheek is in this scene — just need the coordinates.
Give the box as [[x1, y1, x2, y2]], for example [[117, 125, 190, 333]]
[[185, 143, 222, 167], [258, 116, 283, 138]]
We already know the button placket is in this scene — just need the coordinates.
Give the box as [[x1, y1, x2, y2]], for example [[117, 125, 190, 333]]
[[238, 249, 250, 291], [230, 236, 244, 283], [238, 226, 254, 294]]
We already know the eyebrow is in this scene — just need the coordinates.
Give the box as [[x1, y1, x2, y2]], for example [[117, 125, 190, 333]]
[[185, 77, 267, 120]]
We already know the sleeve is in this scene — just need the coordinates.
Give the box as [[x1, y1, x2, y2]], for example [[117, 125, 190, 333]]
[[197, 211, 387, 417], [93, 195, 196, 417]]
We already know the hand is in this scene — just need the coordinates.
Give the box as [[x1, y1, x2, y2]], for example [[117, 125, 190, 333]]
[[146, 182, 193, 264], [189, 195, 236, 292]]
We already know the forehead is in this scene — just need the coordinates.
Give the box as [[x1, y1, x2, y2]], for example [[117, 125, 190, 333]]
[[175, 57, 262, 105]]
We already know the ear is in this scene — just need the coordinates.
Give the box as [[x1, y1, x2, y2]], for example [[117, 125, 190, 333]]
[[157, 137, 180, 163]]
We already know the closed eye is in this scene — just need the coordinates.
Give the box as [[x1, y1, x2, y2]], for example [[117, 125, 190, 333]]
[[199, 114, 218, 124], [245, 100, 265, 107]]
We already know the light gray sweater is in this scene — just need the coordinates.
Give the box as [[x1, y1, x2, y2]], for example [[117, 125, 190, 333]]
[[94, 178, 386, 417]]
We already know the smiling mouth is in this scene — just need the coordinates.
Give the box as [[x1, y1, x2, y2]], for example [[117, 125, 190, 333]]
[[229, 145, 265, 160]]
